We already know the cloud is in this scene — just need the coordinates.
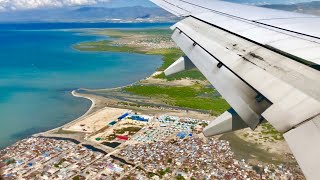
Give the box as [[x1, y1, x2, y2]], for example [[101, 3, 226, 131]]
[[0, 0, 110, 11]]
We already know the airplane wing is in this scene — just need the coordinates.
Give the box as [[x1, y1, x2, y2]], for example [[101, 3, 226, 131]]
[[150, 0, 320, 179]]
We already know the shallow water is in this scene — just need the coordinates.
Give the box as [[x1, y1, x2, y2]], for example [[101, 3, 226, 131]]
[[0, 26, 163, 149]]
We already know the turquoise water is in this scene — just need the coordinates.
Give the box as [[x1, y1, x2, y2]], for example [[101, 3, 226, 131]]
[[0, 28, 163, 149]]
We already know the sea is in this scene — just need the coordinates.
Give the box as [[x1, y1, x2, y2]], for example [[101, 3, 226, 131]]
[[0, 22, 171, 149]]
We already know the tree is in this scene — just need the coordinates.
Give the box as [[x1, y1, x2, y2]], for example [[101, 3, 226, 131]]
[[176, 175, 185, 180]]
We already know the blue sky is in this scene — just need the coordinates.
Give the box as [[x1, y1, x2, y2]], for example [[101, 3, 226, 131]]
[[0, 0, 316, 12]]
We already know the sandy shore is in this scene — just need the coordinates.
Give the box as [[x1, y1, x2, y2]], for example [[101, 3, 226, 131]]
[[71, 90, 96, 117], [35, 90, 100, 136], [63, 106, 129, 133]]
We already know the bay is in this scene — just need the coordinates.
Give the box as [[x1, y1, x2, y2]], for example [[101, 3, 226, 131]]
[[0, 23, 165, 149]]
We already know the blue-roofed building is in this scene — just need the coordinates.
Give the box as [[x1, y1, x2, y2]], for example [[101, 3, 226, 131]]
[[118, 113, 129, 120], [177, 132, 187, 139], [130, 115, 148, 122]]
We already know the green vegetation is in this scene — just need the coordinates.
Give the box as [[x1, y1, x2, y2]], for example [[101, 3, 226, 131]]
[[243, 133, 249, 138], [105, 134, 117, 141], [146, 48, 184, 71], [54, 158, 66, 168], [148, 172, 157, 178], [176, 175, 186, 180], [74, 40, 138, 53], [184, 168, 188, 173], [124, 84, 230, 115], [200, 123, 209, 128], [154, 69, 206, 81], [5, 159, 16, 165], [158, 167, 171, 177], [72, 176, 80, 180], [74, 29, 206, 80], [261, 122, 284, 141], [74, 40, 184, 72], [75, 29, 231, 114], [94, 29, 173, 38], [114, 127, 142, 135], [72, 175, 85, 180]]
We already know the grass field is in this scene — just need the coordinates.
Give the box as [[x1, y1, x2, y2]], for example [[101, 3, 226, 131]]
[[76, 29, 230, 115], [74, 40, 140, 53], [124, 84, 230, 115], [154, 69, 207, 81], [146, 48, 184, 71]]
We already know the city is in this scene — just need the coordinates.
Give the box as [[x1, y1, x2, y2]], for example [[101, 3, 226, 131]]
[[0, 111, 304, 179]]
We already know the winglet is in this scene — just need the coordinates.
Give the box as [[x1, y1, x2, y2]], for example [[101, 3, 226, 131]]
[[203, 109, 249, 137], [164, 56, 196, 76]]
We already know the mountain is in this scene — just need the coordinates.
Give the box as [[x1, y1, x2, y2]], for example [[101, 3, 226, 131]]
[[0, 6, 176, 22], [224, 0, 315, 5], [261, 1, 320, 16], [1, 1, 319, 23]]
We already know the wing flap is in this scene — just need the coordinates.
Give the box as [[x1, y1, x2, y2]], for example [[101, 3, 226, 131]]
[[171, 17, 320, 132], [284, 116, 320, 180], [171, 25, 271, 129]]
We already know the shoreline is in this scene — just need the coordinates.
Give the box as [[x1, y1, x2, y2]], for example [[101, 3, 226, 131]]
[[3, 27, 174, 149], [49, 70, 160, 132], [16, 26, 212, 146], [34, 90, 100, 136], [78, 71, 161, 92], [71, 90, 96, 117], [34, 65, 163, 137]]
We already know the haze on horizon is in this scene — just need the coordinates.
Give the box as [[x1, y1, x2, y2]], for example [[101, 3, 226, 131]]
[[0, 0, 316, 12]]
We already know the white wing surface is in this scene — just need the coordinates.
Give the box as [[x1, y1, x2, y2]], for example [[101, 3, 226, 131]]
[[150, 0, 320, 179]]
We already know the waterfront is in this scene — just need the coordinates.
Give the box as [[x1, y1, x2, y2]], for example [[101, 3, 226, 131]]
[[0, 24, 165, 149]]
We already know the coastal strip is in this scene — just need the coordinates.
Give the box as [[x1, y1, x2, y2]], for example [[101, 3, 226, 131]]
[[71, 90, 96, 118]]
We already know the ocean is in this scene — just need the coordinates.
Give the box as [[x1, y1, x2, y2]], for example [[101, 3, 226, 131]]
[[0, 23, 169, 149]]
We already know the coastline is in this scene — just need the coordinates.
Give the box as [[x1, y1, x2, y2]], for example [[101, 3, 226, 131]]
[[34, 90, 107, 136], [33, 27, 222, 137], [1, 28, 304, 178], [32, 90, 95, 136], [0, 27, 167, 150], [37, 70, 161, 136], [71, 90, 96, 118], [77, 71, 161, 92]]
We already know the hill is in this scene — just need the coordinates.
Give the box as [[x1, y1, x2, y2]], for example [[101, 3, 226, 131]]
[[261, 1, 320, 15], [0, 6, 176, 22]]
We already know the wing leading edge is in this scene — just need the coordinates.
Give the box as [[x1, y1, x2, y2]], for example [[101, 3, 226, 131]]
[[151, 0, 320, 179]]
